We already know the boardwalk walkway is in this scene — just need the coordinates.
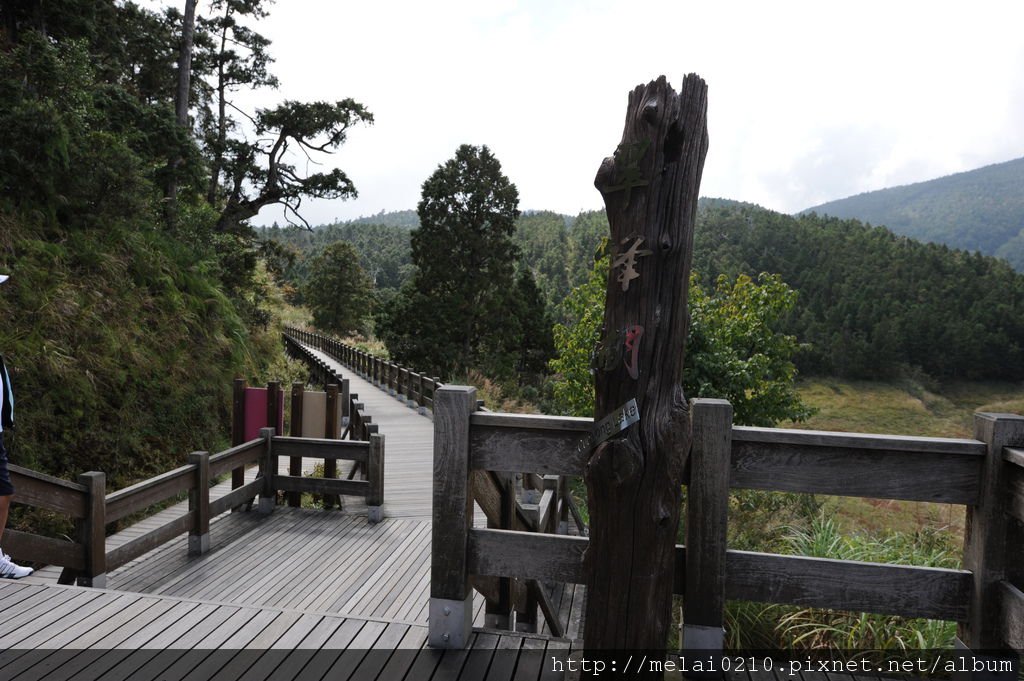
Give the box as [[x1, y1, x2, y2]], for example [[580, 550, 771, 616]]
[[1, 338, 583, 681]]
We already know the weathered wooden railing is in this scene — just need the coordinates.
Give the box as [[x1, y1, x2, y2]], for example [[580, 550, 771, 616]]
[[6, 426, 384, 586], [429, 385, 1024, 659], [283, 334, 386, 518], [285, 327, 443, 412]]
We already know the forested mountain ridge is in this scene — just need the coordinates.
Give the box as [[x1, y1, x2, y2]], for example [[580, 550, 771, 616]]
[[801, 156, 1024, 271], [695, 199, 1024, 379], [267, 201, 1024, 382]]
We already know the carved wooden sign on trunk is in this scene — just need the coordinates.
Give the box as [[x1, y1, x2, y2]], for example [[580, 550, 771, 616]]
[[584, 74, 709, 650]]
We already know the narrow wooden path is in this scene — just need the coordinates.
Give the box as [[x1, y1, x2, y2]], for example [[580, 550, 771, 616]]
[[296, 341, 437, 519], [0, 339, 590, 679]]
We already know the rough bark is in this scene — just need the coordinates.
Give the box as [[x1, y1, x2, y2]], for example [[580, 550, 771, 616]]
[[175, 0, 197, 127], [165, 0, 197, 226], [583, 74, 709, 651]]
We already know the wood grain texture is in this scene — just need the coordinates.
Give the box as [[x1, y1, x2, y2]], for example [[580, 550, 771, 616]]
[[105, 464, 195, 523], [997, 579, 1024, 650], [431, 386, 477, 601], [8, 465, 87, 517], [1008, 464, 1024, 525], [960, 412, 1024, 648], [468, 528, 587, 584], [685, 399, 732, 631], [730, 441, 982, 503], [105, 512, 193, 571], [209, 478, 263, 516], [585, 74, 708, 651], [724, 550, 971, 621], [270, 437, 369, 462], [208, 440, 262, 478], [274, 476, 370, 497], [3, 530, 84, 569], [470, 425, 588, 476], [732, 425, 986, 454], [188, 451, 210, 540], [367, 433, 385, 507], [79, 471, 106, 583]]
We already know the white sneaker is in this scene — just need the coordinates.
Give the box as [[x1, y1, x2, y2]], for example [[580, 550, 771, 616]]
[[0, 551, 33, 579]]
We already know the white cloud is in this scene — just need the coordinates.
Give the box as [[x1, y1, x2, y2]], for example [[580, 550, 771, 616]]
[[148, 0, 1024, 224]]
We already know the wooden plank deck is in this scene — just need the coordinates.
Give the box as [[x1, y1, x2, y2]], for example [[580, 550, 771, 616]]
[[0, 581, 576, 681], [0, 341, 916, 679], [3, 341, 588, 680]]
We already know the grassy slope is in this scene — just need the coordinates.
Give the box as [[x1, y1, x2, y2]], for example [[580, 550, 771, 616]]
[[787, 378, 1024, 438], [783, 378, 1024, 537]]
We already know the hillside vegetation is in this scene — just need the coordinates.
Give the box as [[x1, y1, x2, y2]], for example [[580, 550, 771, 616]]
[[694, 200, 1024, 380], [273, 202, 1024, 383], [0, 1, 347, 488], [802, 156, 1024, 271]]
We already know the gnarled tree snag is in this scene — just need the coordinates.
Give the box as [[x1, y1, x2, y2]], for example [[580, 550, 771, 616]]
[[584, 74, 709, 652]]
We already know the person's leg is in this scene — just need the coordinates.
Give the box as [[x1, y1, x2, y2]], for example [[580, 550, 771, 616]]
[[0, 435, 31, 577], [0, 494, 9, 544]]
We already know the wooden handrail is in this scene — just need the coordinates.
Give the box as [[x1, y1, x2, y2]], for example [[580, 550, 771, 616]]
[[10, 424, 385, 584], [284, 327, 443, 411], [431, 386, 1024, 655]]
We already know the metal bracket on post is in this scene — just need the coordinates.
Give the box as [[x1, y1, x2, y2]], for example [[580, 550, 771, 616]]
[[428, 596, 473, 649]]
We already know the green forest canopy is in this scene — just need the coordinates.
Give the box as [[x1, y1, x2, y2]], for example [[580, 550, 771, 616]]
[[268, 200, 1024, 382]]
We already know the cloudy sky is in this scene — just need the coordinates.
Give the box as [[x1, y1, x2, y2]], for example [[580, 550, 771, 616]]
[[172, 0, 1024, 226]]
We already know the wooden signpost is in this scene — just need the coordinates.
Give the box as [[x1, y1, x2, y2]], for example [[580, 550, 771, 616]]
[[584, 74, 709, 651]]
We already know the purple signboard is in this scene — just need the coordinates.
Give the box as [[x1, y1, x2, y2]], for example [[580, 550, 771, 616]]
[[243, 387, 284, 442]]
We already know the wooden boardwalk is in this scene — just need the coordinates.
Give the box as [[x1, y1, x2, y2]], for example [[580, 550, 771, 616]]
[[1, 340, 585, 680], [0, 339, 930, 680], [0, 581, 572, 681]]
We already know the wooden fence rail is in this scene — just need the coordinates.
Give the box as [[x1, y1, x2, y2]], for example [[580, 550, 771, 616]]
[[284, 327, 442, 412], [7, 425, 384, 587], [429, 385, 1024, 656]]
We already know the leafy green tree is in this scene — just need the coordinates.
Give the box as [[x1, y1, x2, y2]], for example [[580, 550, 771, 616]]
[[302, 241, 374, 336], [513, 211, 571, 307], [686, 272, 814, 426], [549, 256, 812, 426], [380, 144, 521, 378]]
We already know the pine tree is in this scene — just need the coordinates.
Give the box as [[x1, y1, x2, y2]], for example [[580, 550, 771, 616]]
[[380, 144, 520, 378]]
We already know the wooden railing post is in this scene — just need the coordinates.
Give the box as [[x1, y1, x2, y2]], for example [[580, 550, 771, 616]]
[[684, 398, 733, 659], [959, 412, 1024, 650], [189, 451, 211, 555], [288, 382, 304, 508], [325, 384, 340, 508], [267, 380, 281, 435], [429, 385, 476, 648], [231, 378, 247, 502], [367, 433, 385, 523], [78, 471, 106, 588], [341, 378, 350, 424], [485, 473, 515, 629], [258, 427, 276, 514]]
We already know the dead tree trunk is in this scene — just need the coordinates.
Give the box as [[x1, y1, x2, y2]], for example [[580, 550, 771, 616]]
[[583, 74, 709, 651]]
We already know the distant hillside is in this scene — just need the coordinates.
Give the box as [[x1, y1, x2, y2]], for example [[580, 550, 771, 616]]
[[802, 157, 1024, 271], [695, 201, 1024, 380], [345, 210, 420, 229]]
